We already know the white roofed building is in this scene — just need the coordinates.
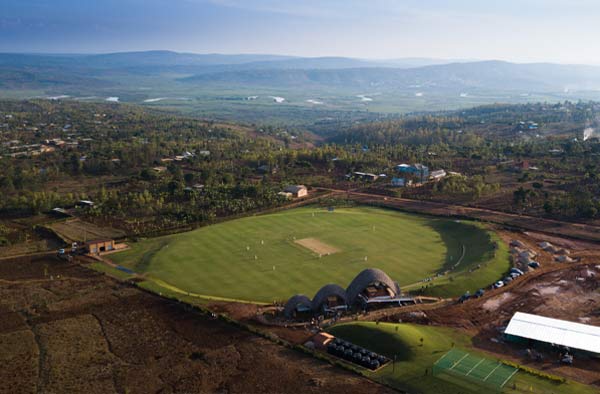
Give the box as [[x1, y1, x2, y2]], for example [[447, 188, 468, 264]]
[[504, 312, 600, 356]]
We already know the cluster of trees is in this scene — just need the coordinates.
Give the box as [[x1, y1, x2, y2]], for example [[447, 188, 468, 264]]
[[84, 183, 286, 234], [4, 98, 600, 232], [432, 175, 500, 200]]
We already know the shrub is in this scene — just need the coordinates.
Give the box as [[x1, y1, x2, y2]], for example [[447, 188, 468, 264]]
[[501, 360, 566, 383]]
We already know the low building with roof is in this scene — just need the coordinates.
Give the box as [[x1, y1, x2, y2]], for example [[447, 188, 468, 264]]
[[346, 268, 410, 308], [283, 294, 313, 319], [312, 284, 348, 315], [504, 312, 600, 357], [396, 163, 429, 183], [353, 172, 379, 181], [283, 185, 308, 198], [429, 169, 447, 181], [86, 239, 116, 255]]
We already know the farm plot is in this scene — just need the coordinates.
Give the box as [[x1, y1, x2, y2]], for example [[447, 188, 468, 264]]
[[48, 219, 125, 243]]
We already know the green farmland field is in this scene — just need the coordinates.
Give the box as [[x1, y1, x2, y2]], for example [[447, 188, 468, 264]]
[[110, 207, 509, 302]]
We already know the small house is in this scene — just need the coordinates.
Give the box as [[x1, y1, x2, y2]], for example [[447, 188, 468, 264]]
[[283, 185, 308, 198], [396, 163, 429, 182], [86, 239, 115, 255], [391, 177, 405, 187], [429, 169, 447, 181], [353, 172, 379, 181]]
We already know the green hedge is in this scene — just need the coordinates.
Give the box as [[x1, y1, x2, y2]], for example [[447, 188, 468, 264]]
[[501, 360, 566, 383]]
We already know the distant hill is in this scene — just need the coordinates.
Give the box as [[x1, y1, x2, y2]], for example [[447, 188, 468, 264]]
[[0, 51, 296, 68], [2, 51, 600, 122], [0, 51, 451, 72], [182, 60, 600, 92]]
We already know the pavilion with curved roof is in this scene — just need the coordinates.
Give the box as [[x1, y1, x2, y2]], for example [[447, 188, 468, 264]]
[[283, 294, 313, 318], [311, 284, 348, 314], [283, 268, 409, 320], [345, 268, 401, 306]]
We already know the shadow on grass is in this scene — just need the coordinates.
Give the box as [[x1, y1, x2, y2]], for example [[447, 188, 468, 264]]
[[329, 324, 415, 361], [135, 239, 170, 272], [427, 219, 494, 274]]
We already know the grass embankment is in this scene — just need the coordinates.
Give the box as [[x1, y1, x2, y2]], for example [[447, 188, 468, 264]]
[[110, 207, 509, 303], [328, 322, 596, 394]]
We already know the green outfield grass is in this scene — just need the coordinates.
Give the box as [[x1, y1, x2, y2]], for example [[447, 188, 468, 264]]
[[328, 322, 597, 394], [110, 206, 509, 302]]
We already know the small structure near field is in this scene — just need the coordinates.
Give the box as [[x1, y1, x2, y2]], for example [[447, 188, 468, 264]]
[[86, 239, 116, 255], [396, 163, 429, 183], [312, 284, 348, 315], [346, 268, 409, 308], [283, 294, 313, 318], [504, 312, 600, 357], [283, 185, 308, 198], [429, 169, 447, 181], [391, 177, 406, 187], [326, 337, 389, 370], [353, 172, 379, 182], [284, 268, 412, 320]]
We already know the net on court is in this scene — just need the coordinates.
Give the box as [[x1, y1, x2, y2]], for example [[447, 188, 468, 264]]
[[432, 348, 518, 392]]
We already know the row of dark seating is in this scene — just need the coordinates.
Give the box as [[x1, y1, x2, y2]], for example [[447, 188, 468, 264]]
[[327, 338, 388, 370]]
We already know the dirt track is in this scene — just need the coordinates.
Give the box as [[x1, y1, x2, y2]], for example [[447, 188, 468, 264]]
[[0, 255, 394, 394]]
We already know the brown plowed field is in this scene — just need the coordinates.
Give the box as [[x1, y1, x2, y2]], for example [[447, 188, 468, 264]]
[[0, 255, 394, 394]]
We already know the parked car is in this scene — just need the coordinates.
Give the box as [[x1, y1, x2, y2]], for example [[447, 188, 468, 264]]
[[474, 288, 485, 298], [528, 261, 540, 269], [493, 281, 504, 289], [458, 291, 471, 303], [510, 268, 524, 275], [504, 276, 513, 283]]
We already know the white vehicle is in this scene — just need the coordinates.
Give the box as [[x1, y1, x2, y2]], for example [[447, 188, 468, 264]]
[[493, 280, 504, 289]]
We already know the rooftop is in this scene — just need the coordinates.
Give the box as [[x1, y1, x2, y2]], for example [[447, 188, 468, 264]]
[[505, 312, 600, 354]]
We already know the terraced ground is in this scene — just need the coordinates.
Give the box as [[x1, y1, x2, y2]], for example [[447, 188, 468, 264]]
[[110, 206, 509, 303]]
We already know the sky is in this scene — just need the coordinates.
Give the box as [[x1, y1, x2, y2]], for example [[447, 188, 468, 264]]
[[2, 0, 600, 64]]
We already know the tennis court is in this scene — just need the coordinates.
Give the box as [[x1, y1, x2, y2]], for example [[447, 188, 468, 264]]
[[433, 348, 518, 391]]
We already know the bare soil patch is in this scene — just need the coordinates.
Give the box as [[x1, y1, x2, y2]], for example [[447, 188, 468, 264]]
[[48, 219, 126, 243], [389, 260, 600, 386], [0, 255, 393, 394], [295, 237, 339, 255]]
